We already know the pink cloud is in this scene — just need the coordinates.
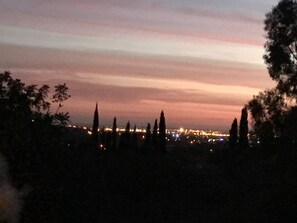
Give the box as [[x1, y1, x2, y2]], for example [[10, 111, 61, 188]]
[[0, 44, 274, 90], [0, 0, 265, 47]]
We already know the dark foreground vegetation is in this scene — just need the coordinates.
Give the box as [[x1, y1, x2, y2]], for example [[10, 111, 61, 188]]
[[20, 143, 297, 223]]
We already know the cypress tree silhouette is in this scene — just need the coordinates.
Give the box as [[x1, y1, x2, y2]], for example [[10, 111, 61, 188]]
[[152, 119, 158, 150], [125, 121, 131, 137], [132, 124, 138, 151], [145, 123, 151, 147], [120, 121, 131, 151], [229, 118, 238, 150], [125, 121, 131, 150], [105, 131, 112, 151], [91, 102, 99, 146], [112, 117, 117, 151], [159, 111, 166, 152], [239, 107, 249, 149]]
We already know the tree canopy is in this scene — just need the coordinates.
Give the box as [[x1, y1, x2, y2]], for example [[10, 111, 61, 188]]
[[248, 0, 297, 148], [264, 0, 297, 97], [0, 71, 71, 188]]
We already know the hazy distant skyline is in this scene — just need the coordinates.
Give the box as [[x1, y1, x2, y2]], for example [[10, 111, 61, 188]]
[[0, 0, 278, 130]]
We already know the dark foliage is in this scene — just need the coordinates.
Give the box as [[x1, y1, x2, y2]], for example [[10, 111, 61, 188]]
[[145, 123, 151, 147], [112, 117, 117, 151], [152, 119, 158, 149], [264, 0, 297, 97], [132, 124, 138, 151], [0, 71, 72, 222], [282, 106, 297, 148], [247, 89, 289, 150], [120, 121, 131, 151], [0, 71, 70, 188], [239, 107, 248, 149], [249, 0, 297, 149], [91, 102, 99, 145], [229, 118, 238, 150], [159, 110, 166, 152]]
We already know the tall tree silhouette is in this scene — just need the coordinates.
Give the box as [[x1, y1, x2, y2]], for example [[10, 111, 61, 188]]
[[248, 0, 297, 148], [229, 118, 238, 150], [92, 102, 99, 146], [145, 123, 151, 147], [159, 111, 166, 152], [120, 121, 131, 151], [112, 117, 117, 151], [152, 119, 158, 149], [132, 124, 138, 151], [239, 107, 248, 149], [125, 121, 131, 139]]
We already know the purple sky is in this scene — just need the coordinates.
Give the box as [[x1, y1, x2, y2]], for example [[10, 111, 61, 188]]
[[0, 0, 278, 130]]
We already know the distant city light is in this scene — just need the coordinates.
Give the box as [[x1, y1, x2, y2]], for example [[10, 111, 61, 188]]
[[69, 125, 229, 145], [68, 125, 229, 137]]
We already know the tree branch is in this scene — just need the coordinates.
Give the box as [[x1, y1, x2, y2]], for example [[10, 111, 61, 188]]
[[288, 45, 297, 62]]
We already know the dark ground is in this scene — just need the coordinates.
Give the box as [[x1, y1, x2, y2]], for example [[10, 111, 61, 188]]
[[21, 144, 297, 223]]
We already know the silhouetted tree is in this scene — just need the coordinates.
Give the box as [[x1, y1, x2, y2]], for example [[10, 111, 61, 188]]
[[239, 107, 248, 149], [229, 118, 238, 150], [0, 71, 71, 187], [92, 102, 99, 146], [100, 126, 106, 150], [52, 83, 71, 125], [258, 121, 275, 149], [247, 88, 285, 146], [152, 119, 158, 149], [125, 121, 131, 142], [159, 111, 166, 152], [105, 132, 112, 151], [132, 124, 138, 151], [145, 123, 151, 147], [0, 71, 71, 222], [282, 106, 297, 148], [264, 0, 297, 97], [247, 1, 297, 149], [112, 117, 117, 151], [120, 121, 131, 151]]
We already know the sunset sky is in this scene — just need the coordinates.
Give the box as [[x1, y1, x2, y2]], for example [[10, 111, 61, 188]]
[[0, 0, 278, 130]]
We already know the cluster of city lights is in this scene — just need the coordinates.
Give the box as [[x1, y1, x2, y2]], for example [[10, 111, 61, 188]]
[[67, 125, 229, 138]]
